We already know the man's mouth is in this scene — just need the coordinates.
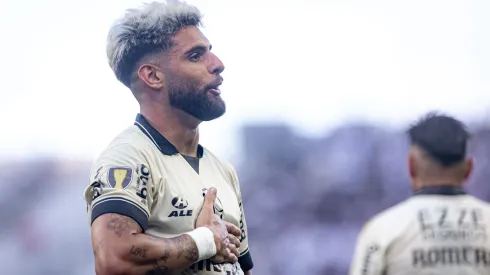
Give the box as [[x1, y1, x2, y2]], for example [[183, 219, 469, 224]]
[[207, 88, 221, 96], [206, 78, 223, 96]]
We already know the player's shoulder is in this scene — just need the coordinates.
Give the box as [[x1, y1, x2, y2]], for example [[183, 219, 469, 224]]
[[465, 194, 490, 204], [88, 125, 159, 185], [362, 199, 414, 232], [96, 125, 155, 159], [89, 125, 158, 179], [410, 192, 490, 210], [107, 125, 154, 149], [460, 194, 490, 210]]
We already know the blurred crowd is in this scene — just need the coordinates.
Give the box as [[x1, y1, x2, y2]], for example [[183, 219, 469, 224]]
[[1, 121, 489, 275]]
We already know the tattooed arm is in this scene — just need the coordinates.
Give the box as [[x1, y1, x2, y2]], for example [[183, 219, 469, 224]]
[[91, 188, 240, 275], [92, 213, 198, 275]]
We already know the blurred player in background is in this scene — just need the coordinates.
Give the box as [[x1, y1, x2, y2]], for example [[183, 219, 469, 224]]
[[83, 1, 253, 274], [349, 112, 490, 275]]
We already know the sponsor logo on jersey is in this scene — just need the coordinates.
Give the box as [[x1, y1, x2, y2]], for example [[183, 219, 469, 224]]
[[418, 207, 487, 241], [172, 196, 189, 209], [238, 201, 246, 242], [107, 167, 133, 189], [89, 166, 105, 201], [361, 244, 380, 275], [90, 181, 103, 201], [135, 164, 150, 203], [168, 195, 193, 217], [93, 166, 103, 182]]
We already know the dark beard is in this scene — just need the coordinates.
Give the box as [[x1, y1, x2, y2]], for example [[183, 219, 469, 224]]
[[168, 81, 226, 121]]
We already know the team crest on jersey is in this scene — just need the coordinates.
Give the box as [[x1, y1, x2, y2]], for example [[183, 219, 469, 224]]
[[107, 167, 133, 189], [202, 188, 224, 219]]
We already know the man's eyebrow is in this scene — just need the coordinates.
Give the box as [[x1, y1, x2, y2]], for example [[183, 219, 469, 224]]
[[184, 44, 212, 55]]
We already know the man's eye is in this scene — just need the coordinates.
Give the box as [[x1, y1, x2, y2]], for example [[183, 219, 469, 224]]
[[189, 53, 201, 61]]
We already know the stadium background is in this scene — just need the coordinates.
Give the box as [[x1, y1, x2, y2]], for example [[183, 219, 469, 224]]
[[1, 0, 490, 274]]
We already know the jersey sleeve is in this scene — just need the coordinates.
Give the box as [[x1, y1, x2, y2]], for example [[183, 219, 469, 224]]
[[349, 219, 387, 275], [228, 165, 254, 272], [83, 143, 156, 232]]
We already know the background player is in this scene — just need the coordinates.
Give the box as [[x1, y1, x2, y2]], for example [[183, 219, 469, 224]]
[[84, 1, 253, 274], [349, 112, 490, 275]]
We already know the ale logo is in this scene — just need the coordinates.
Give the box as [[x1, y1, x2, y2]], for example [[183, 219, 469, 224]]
[[168, 195, 193, 218]]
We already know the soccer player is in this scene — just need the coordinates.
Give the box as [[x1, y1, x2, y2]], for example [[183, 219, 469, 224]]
[[83, 1, 253, 274], [349, 112, 490, 275]]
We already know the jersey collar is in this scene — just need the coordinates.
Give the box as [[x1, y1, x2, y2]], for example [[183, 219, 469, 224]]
[[134, 113, 204, 158], [413, 186, 466, 196]]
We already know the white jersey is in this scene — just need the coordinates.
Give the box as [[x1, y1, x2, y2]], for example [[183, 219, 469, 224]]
[[83, 114, 253, 275], [349, 187, 490, 275]]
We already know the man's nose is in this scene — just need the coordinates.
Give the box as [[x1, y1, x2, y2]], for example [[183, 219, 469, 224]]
[[208, 53, 225, 75]]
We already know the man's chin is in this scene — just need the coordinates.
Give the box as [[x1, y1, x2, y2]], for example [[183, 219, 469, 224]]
[[193, 100, 226, 121], [170, 98, 226, 122], [196, 109, 226, 122]]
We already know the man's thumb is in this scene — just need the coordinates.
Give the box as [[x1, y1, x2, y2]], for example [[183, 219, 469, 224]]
[[203, 187, 217, 209]]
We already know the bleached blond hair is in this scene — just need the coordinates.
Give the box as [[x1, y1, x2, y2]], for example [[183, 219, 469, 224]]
[[107, 0, 203, 87]]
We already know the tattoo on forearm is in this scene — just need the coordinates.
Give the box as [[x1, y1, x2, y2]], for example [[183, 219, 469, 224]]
[[146, 262, 169, 275], [170, 235, 198, 261], [130, 245, 148, 258], [106, 214, 139, 237], [123, 232, 198, 274], [176, 236, 185, 259], [157, 235, 198, 263], [160, 239, 171, 262], [182, 236, 199, 262]]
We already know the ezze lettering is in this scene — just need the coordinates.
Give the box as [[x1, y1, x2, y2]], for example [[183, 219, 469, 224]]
[[418, 207, 487, 241]]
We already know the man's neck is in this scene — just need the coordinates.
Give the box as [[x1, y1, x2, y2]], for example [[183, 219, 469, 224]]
[[140, 106, 201, 157], [413, 178, 463, 191]]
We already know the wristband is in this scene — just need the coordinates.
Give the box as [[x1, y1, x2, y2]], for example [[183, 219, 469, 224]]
[[186, 227, 217, 261]]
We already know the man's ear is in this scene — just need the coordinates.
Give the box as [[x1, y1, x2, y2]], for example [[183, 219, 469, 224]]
[[137, 64, 164, 89], [463, 157, 474, 181], [408, 151, 416, 179]]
